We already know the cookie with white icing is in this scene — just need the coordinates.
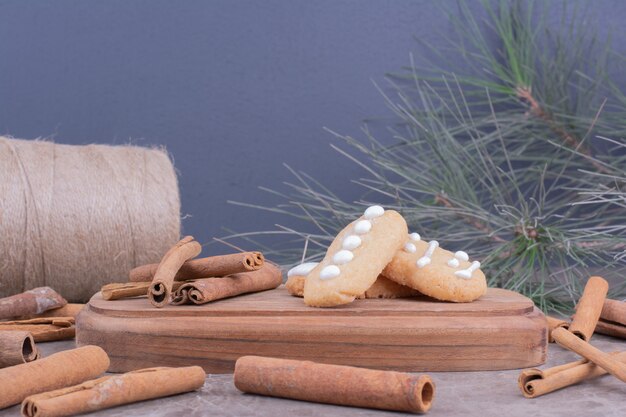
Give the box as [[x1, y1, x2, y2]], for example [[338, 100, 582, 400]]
[[285, 262, 318, 297], [303, 206, 408, 307], [383, 233, 487, 302], [286, 262, 418, 299]]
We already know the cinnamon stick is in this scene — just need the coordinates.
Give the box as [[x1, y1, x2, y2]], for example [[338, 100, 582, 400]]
[[546, 316, 569, 343], [147, 236, 202, 308], [518, 351, 626, 398], [594, 319, 626, 339], [171, 263, 282, 305], [569, 276, 608, 341], [0, 331, 39, 368], [21, 366, 205, 417], [101, 282, 184, 301], [130, 252, 264, 282], [552, 327, 626, 382], [0, 318, 75, 342], [234, 356, 435, 414], [601, 299, 626, 326], [20, 304, 84, 320], [0, 345, 109, 409], [0, 287, 67, 320]]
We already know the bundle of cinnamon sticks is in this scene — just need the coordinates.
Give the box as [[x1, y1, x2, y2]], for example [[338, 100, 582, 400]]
[[519, 276, 626, 398], [0, 287, 84, 344], [101, 236, 282, 308]]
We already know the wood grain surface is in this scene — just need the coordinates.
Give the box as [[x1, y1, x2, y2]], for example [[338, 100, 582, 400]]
[[76, 286, 547, 373]]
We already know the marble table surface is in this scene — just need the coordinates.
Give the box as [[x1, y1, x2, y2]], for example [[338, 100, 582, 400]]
[[1, 335, 624, 417]]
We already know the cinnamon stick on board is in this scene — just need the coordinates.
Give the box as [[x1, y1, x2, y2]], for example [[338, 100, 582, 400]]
[[0, 331, 39, 368], [601, 299, 626, 326], [0, 287, 67, 320], [552, 327, 626, 382], [568, 276, 608, 341], [518, 351, 626, 398], [171, 263, 282, 305], [234, 356, 435, 414], [0, 318, 75, 342], [101, 282, 184, 301], [0, 345, 109, 409], [20, 304, 84, 320], [21, 366, 206, 417], [546, 316, 569, 343], [147, 236, 202, 308], [130, 252, 265, 282]]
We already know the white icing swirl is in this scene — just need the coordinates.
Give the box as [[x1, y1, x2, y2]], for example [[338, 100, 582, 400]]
[[363, 205, 385, 219], [342, 235, 362, 250], [287, 262, 319, 277], [404, 242, 417, 253], [416, 240, 439, 268], [320, 265, 341, 280], [333, 250, 354, 265], [409, 232, 421, 242], [455, 261, 481, 279], [454, 251, 469, 262], [354, 220, 372, 234], [447, 258, 460, 268]]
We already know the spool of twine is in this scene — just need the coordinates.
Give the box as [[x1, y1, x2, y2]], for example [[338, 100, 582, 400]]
[[0, 137, 181, 302]]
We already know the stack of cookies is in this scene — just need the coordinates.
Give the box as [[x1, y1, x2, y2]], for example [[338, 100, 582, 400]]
[[285, 206, 487, 307]]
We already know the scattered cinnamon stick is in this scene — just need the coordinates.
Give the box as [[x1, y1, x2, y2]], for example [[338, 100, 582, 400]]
[[0, 287, 67, 320], [20, 304, 84, 320], [518, 351, 626, 398], [21, 366, 205, 417], [569, 276, 608, 341], [552, 327, 626, 382], [171, 263, 282, 305], [0, 331, 39, 368], [0, 345, 109, 409], [130, 252, 264, 282], [600, 299, 626, 326], [546, 316, 569, 343], [234, 356, 435, 414], [594, 319, 626, 339], [0, 318, 75, 342], [147, 236, 202, 308], [101, 282, 184, 301]]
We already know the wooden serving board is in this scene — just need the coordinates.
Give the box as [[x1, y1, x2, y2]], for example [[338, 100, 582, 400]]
[[76, 286, 547, 373]]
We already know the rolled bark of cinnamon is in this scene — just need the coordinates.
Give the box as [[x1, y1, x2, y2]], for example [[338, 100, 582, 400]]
[[234, 356, 435, 414], [601, 299, 626, 326], [569, 276, 608, 341], [20, 304, 84, 320], [594, 319, 626, 339], [518, 351, 626, 398], [0, 345, 109, 409], [546, 316, 569, 343], [130, 252, 264, 282], [0, 331, 39, 368], [21, 366, 205, 417], [171, 263, 282, 305], [0, 318, 75, 342], [0, 287, 67, 320], [101, 282, 184, 301], [552, 327, 626, 382], [147, 236, 202, 308]]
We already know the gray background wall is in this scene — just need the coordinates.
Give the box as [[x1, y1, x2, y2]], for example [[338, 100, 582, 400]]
[[1, 0, 624, 250]]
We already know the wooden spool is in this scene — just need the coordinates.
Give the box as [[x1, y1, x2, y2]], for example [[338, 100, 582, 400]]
[[76, 286, 547, 373]]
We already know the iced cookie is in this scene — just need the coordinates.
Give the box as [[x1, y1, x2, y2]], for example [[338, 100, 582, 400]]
[[285, 262, 318, 297], [382, 232, 487, 302], [286, 262, 419, 299], [303, 206, 408, 307]]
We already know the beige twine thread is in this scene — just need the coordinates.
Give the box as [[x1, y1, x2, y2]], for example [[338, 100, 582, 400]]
[[0, 137, 181, 302]]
